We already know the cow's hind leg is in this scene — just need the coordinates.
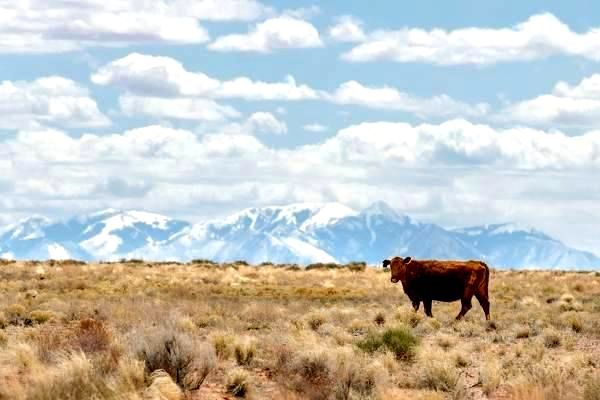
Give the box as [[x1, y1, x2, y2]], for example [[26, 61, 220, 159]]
[[456, 273, 477, 320], [423, 299, 433, 318], [475, 292, 490, 321]]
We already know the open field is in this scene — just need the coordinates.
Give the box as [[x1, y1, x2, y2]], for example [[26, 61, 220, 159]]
[[0, 259, 599, 400]]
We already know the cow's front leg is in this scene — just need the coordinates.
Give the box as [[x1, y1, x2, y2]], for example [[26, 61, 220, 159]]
[[412, 300, 420, 312], [456, 298, 473, 320], [423, 299, 433, 317]]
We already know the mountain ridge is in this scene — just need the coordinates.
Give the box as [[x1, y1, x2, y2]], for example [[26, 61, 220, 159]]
[[0, 203, 598, 270]]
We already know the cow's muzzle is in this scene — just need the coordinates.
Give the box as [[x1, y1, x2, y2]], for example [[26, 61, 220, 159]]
[[390, 278, 398, 283]]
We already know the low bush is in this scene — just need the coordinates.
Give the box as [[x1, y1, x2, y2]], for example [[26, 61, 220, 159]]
[[356, 327, 418, 360]]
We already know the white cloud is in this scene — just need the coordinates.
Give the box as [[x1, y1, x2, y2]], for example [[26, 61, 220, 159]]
[[170, 0, 273, 21], [0, 76, 110, 129], [0, 0, 214, 53], [202, 112, 287, 135], [93, 53, 490, 121], [92, 53, 319, 100], [245, 112, 287, 134], [0, 0, 276, 54], [341, 13, 600, 65], [306, 119, 600, 170], [283, 5, 321, 19], [208, 16, 323, 53], [329, 81, 489, 118], [500, 74, 600, 128], [304, 123, 327, 133], [329, 16, 366, 43], [3, 120, 600, 253], [119, 95, 241, 121]]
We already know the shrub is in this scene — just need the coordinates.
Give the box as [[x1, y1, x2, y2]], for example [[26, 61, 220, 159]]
[[543, 330, 561, 348], [0, 311, 7, 329], [306, 262, 340, 270], [417, 350, 460, 392], [136, 329, 215, 391], [561, 312, 584, 333], [334, 355, 380, 400], [480, 359, 502, 395], [144, 370, 184, 400], [25, 352, 143, 400], [77, 318, 112, 354], [306, 312, 326, 331], [357, 327, 418, 360], [234, 340, 256, 366], [346, 261, 366, 272], [213, 333, 234, 359], [36, 324, 76, 363], [5, 303, 29, 326], [584, 374, 600, 400], [515, 326, 530, 339], [29, 310, 55, 325], [190, 258, 217, 265], [374, 312, 386, 326], [226, 368, 250, 397]]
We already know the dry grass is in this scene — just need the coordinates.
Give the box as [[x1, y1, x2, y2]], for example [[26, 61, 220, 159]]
[[0, 261, 598, 399]]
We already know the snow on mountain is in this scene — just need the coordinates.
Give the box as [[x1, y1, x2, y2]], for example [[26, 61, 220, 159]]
[[0, 210, 189, 261], [0, 203, 598, 270], [141, 203, 348, 264], [454, 223, 598, 269]]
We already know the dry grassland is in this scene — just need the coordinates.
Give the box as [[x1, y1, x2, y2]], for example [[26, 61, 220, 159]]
[[0, 259, 599, 400]]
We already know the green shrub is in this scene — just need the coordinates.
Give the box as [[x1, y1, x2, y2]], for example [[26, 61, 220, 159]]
[[357, 327, 418, 360]]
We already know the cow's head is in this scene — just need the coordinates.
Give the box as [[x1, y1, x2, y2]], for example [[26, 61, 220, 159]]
[[383, 256, 412, 284]]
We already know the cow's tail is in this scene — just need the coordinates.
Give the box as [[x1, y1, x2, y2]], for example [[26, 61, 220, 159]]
[[478, 261, 490, 295]]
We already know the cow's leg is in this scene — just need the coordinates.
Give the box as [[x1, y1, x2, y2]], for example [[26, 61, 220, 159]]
[[475, 292, 490, 320], [412, 300, 420, 312], [423, 299, 433, 318], [456, 273, 477, 320], [456, 297, 473, 320]]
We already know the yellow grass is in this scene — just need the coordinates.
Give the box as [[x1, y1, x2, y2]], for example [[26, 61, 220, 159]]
[[0, 259, 598, 399]]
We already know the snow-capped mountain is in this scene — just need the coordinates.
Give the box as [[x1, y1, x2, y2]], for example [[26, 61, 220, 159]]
[[135, 203, 356, 264], [454, 223, 600, 269], [0, 210, 189, 261], [0, 203, 598, 270]]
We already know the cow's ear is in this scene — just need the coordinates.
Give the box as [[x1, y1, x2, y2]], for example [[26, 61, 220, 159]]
[[382, 259, 391, 268], [403, 256, 412, 265]]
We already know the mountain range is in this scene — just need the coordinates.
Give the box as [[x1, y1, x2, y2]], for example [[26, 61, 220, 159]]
[[0, 202, 598, 270]]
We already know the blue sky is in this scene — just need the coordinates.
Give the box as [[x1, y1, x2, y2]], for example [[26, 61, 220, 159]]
[[1, 0, 600, 254]]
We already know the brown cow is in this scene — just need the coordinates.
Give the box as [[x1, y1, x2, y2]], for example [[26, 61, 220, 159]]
[[383, 257, 490, 320]]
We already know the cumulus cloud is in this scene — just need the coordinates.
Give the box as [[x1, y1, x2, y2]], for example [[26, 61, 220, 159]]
[[500, 74, 600, 128], [328, 81, 490, 118], [93, 53, 490, 120], [92, 53, 319, 101], [0, 0, 219, 53], [119, 95, 241, 121], [328, 16, 366, 43], [3, 120, 600, 252], [202, 112, 287, 135], [208, 16, 323, 53], [341, 13, 600, 65], [245, 112, 288, 134], [0, 76, 110, 129]]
